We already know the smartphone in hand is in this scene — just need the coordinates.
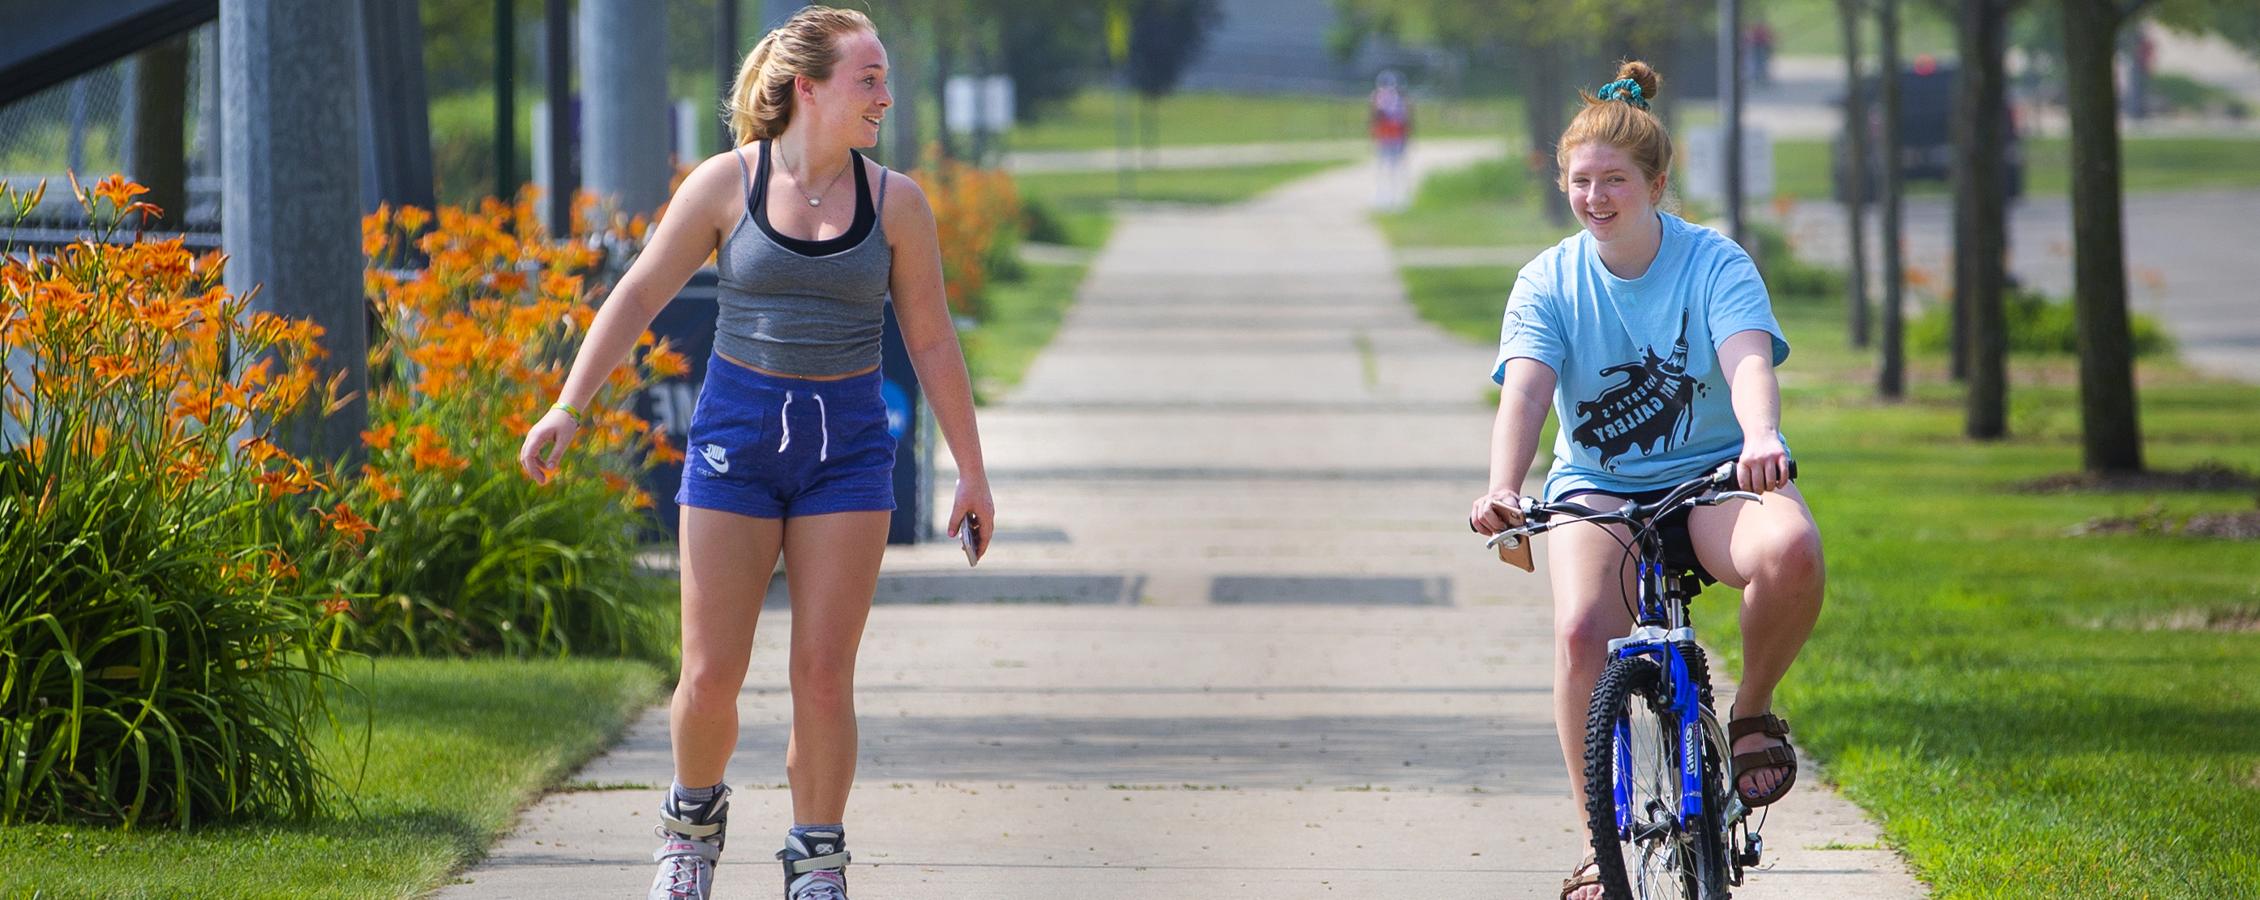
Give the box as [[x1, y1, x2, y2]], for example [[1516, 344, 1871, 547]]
[[959, 512, 982, 567]]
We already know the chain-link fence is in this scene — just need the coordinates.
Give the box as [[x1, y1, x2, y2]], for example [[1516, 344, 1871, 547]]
[[0, 24, 219, 226]]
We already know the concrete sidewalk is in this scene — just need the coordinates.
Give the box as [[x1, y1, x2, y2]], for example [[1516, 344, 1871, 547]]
[[441, 144, 1925, 898]]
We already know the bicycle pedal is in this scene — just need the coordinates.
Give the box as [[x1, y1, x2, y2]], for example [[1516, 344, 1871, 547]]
[[1737, 832, 1763, 867]]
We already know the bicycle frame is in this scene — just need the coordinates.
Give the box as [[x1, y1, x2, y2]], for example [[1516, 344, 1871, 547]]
[[1604, 542, 1710, 841], [1484, 459, 1786, 891]]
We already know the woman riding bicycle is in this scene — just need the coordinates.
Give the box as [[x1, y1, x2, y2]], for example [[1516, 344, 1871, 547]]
[[1463, 61, 1825, 900]]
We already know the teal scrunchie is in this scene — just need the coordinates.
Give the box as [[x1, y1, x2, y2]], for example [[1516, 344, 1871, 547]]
[[1598, 78, 1649, 110]]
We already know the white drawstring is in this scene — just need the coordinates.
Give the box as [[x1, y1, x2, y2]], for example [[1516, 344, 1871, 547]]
[[776, 391, 831, 461], [778, 392, 793, 452], [814, 394, 830, 462]]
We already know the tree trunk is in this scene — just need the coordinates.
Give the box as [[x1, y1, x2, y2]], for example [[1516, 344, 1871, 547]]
[[885, 0, 923, 171], [1838, 0, 1870, 348], [2062, 0, 2145, 472], [1720, 0, 1744, 247], [1955, 0, 2012, 439], [1877, 0, 1906, 399], [932, 14, 959, 162], [1520, 40, 1572, 228], [129, 36, 190, 228]]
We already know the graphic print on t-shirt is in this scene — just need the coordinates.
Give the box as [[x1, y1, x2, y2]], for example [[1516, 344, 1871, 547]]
[[1570, 312, 1706, 470]]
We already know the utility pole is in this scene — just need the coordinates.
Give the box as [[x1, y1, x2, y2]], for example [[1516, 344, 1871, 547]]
[[718, 0, 739, 153], [221, 0, 368, 463], [1719, 0, 1744, 247], [495, 0, 515, 197], [545, 0, 574, 232], [580, 0, 671, 216], [1877, 0, 1906, 399]]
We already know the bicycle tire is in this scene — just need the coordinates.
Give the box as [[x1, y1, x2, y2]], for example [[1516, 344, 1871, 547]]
[[1584, 655, 1721, 900]]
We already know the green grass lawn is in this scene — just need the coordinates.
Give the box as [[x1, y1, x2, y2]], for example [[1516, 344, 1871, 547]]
[[0, 657, 663, 898], [1382, 160, 2260, 895], [1015, 160, 1349, 250], [1006, 89, 1515, 152], [1771, 135, 2260, 203], [1707, 301, 2260, 897], [963, 260, 1089, 403], [1372, 157, 1575, 251], [1758, 0, 1958, 58]]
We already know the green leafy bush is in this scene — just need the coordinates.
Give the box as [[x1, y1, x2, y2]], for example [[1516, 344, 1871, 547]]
[[1747, 220, 1848, 303], [343, 195, 678, 661], [1909, 286, 2175, 357], [1, 176, 349, 827]]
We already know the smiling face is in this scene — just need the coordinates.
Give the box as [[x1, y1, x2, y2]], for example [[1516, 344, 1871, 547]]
[[1562, 142, 1666, 242], [799, 29, 891, 148]]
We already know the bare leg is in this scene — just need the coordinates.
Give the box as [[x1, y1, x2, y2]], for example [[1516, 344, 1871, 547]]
[[1546, 499, 1638, 900], [1688, 482, 1826, 801], [672, 506, 784, 788], [779, 510, 890, 824]]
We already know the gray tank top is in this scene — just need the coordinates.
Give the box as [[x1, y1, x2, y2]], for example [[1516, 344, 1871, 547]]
[[711, 141, 892, 376]]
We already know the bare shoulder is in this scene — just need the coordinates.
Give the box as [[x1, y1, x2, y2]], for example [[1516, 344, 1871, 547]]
[[872, 164, 934, 236], [680, 148, 755, 200]]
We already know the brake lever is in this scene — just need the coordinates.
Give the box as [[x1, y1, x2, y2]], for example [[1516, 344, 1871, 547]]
[[1702, 490, 1765, 506]]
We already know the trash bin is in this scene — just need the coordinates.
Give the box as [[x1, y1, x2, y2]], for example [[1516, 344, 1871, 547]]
[[634, 272, 929, 544], [634, 267, 719, 537], [878, 301, 932, 545]]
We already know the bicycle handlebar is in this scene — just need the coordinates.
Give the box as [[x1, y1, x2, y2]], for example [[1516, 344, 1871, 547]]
[[1484, 459, 1798, 552]]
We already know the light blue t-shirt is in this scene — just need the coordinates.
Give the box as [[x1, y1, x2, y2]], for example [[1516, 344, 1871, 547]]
[[1492, 211, 1790, 501]]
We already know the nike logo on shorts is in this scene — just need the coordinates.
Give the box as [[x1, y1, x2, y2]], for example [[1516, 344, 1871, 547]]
[[700, 443, 730, 474]]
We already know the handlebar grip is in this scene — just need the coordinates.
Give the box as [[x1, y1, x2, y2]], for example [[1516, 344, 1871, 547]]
[[1716, 458, 1801, 488]]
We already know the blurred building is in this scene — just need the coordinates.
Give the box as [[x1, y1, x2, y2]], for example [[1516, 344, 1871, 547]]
[[1176, 0, 1432, 94]]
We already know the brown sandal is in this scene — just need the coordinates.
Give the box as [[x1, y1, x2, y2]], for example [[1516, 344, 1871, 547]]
[[1728, 712, 1799, 807], [1560, 852, 1601, 899]]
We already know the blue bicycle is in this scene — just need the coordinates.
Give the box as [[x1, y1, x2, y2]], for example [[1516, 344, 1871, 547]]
[[1487, 461, 1788, 900]]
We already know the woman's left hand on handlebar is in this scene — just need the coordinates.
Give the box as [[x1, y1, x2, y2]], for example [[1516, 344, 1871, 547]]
[[1738, 432, 1792, 494]]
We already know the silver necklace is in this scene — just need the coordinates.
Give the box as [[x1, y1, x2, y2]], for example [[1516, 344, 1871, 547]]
[[778, 144, 852, 207]]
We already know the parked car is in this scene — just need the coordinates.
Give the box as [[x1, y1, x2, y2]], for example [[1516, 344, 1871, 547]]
[[1832, 58, 2024, 204]]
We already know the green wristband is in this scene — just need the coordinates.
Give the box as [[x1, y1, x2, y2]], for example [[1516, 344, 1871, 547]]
[[550, 402, 586, 425]]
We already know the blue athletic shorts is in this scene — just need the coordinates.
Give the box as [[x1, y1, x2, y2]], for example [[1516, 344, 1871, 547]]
[[674, 353, 897, 520]]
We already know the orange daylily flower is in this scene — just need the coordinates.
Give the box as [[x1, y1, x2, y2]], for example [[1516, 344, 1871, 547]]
[[406, 423, 467, 472], [321, 502, 377, 546], [91, 174, 149, 211], [362, 465, 405, 503]]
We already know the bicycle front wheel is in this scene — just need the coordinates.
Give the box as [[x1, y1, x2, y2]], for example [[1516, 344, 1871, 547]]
[[1583, 656, 1719, 900]]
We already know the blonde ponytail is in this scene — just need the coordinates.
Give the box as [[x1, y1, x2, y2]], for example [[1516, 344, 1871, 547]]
[[725, 6, 875, 145]]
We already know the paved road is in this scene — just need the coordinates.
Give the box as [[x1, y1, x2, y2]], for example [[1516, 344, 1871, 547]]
[[1781, 189, 2260, 382], [442, 143, 1925, 899]]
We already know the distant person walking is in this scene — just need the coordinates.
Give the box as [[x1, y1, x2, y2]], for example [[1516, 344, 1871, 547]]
[[517, 7, 993, 900], [1748, 21, 1776, 87], [1370, 69, 1414, 210]]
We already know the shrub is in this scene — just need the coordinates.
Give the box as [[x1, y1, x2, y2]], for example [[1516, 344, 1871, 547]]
[[913, 158, 1024, 319], [1908, 286, 2175, 357], [1746, 220, 1848, 303], [345, 193, 681, 661], [0, 176, 351, 827]]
